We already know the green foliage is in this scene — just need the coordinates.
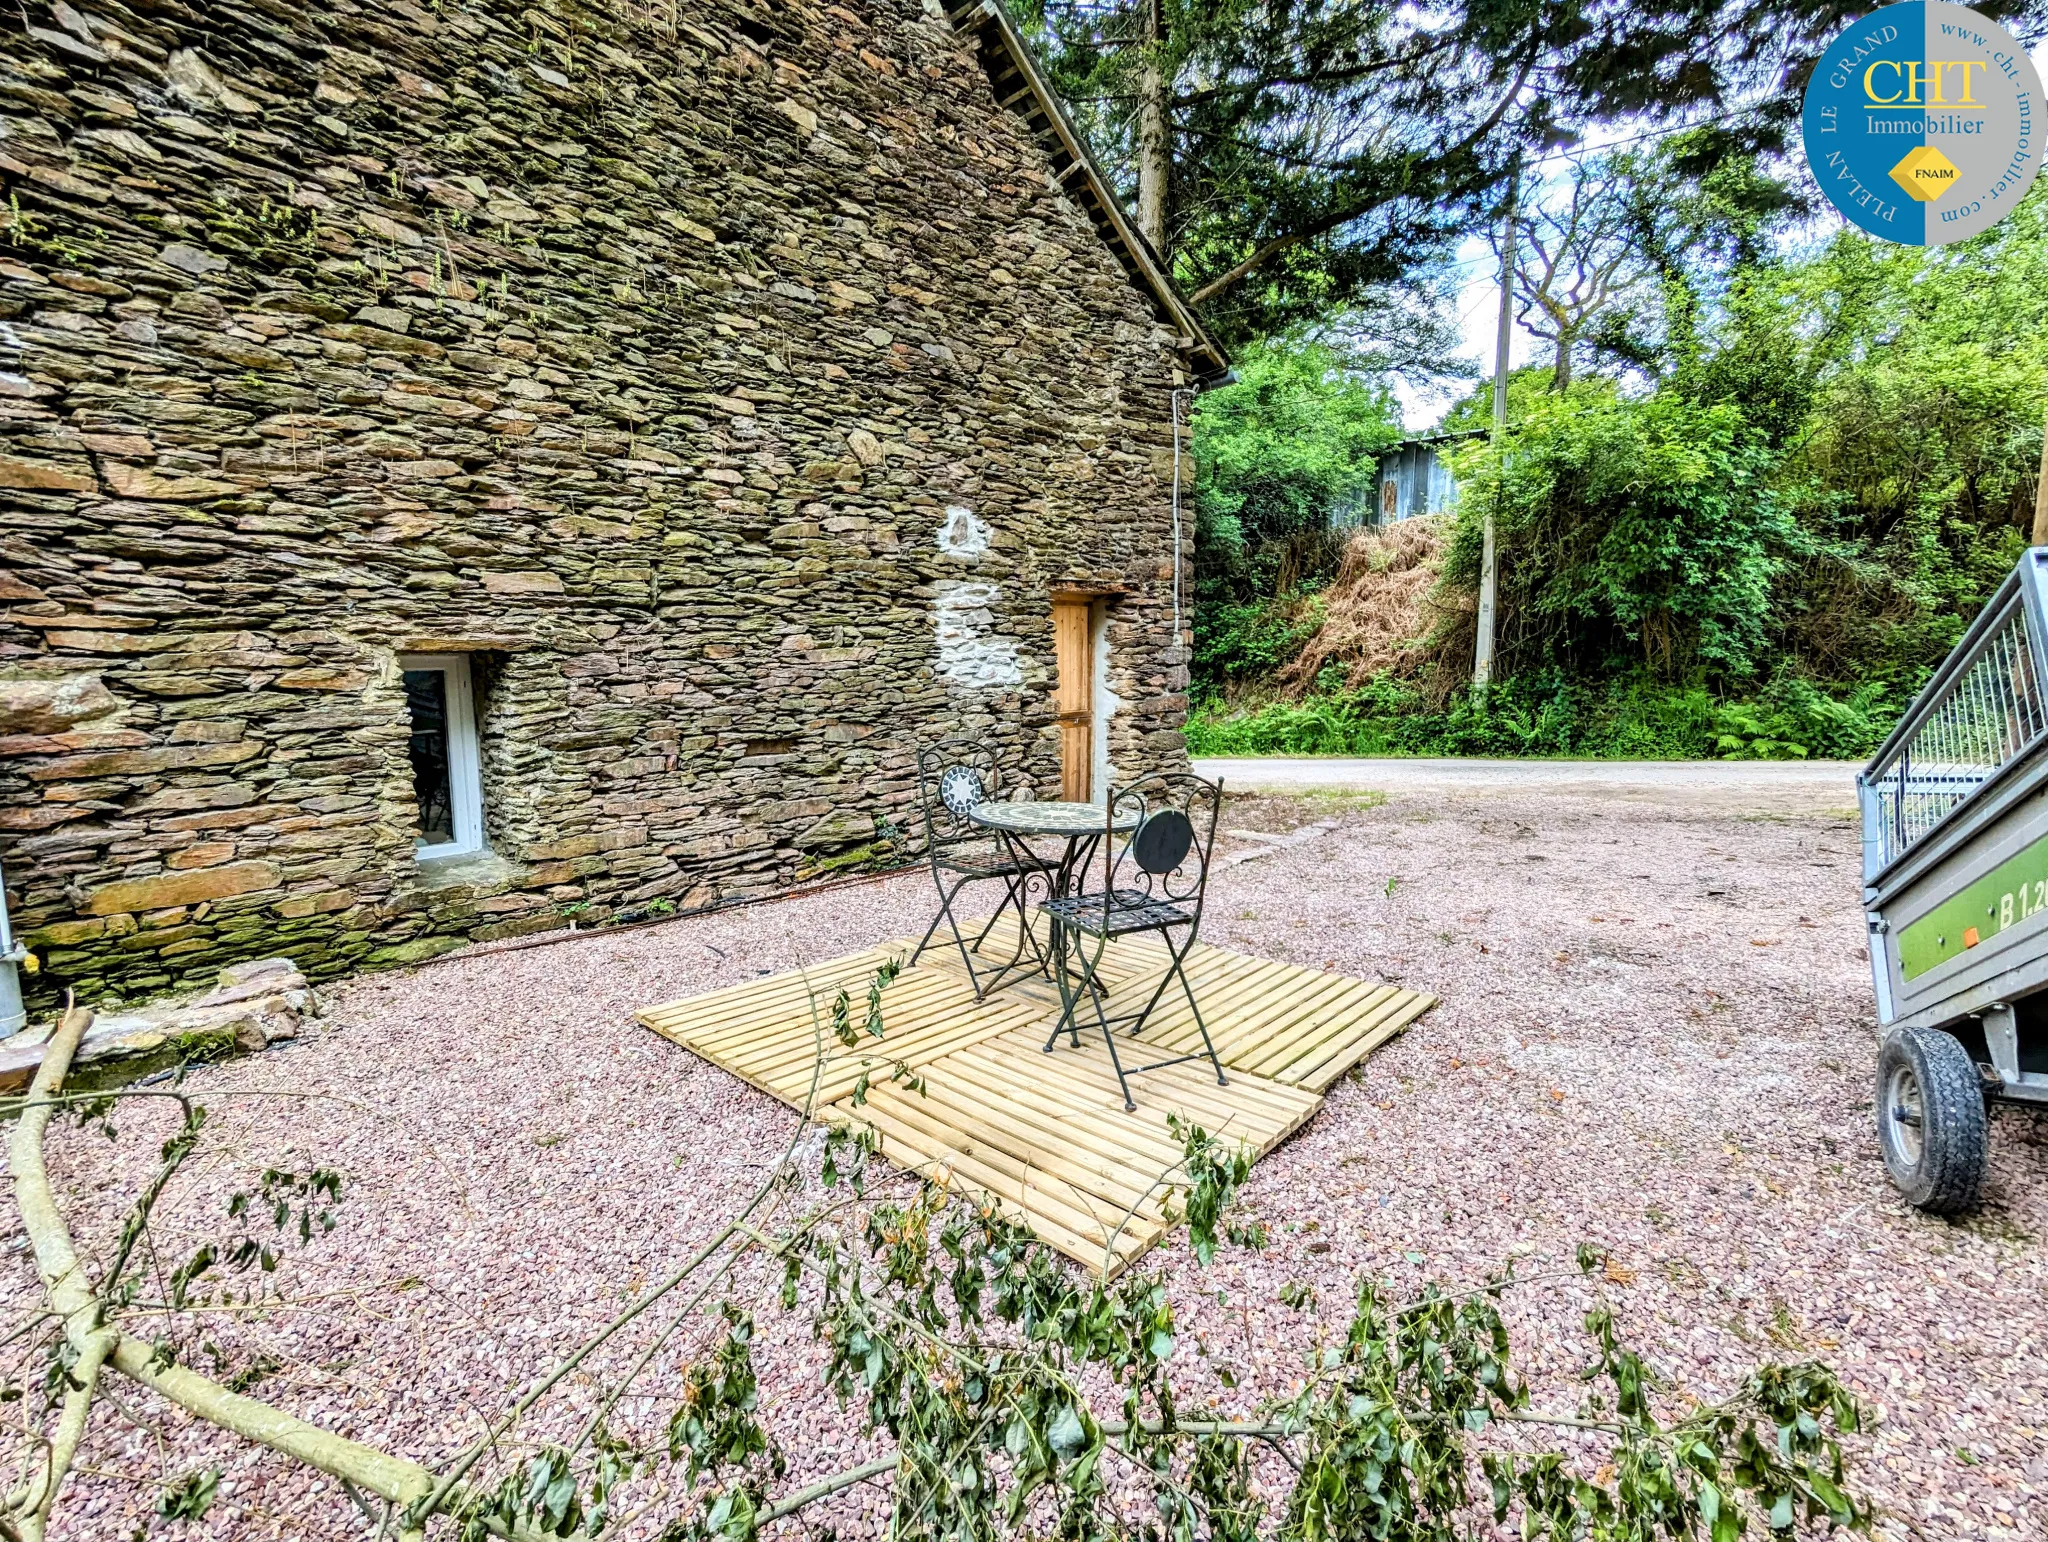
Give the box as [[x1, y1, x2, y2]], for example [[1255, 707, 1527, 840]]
[[1284, 1278, 1523, 1539], [155, 1467, 220, 1523], [1196, 336, 1401, 569], [1439, 365, 1561, 435], [1195, 596, 1327, 686], [1424, 180, 2048, 717], [831, 956, 903, 1049], [1444, 389, 1790, 681], [37, 1334, 80, 1415], [1708, 679, 1893, 761], [820, 1122, 878, 1191], [668, 1308, 780, 1483], [1763, 185, 2048, 690], [229, 1165, 344, 1246], [165, 1165, 347, 1308], [103, 1102, 208, 1307], [799, 1189, 1177, 1542], [1008, 0, 1863, 341], [1192, 336, 1400, 689], [1167, 1114, 1254, 1265], [794, 1189, 1872, 1542], [1484, 1334, 1868, 1539], [1205, 185, 2047, 750], [1186, 673, 1894, 762], [464, 1448, 589, 1540]]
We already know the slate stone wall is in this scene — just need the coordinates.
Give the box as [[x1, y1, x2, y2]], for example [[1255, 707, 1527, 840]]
[[0, 0, 1197, 1007]]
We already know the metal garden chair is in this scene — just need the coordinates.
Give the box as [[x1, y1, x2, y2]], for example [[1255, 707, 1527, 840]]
[[907, 741, 1041, 998], [1039, 771, 1227, 1111]]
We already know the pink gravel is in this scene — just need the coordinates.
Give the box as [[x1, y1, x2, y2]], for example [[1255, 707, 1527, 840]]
[[5, 776, 2043, 1540]]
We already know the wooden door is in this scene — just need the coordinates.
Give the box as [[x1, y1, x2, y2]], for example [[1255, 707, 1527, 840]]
[[1052, 594, 1093, 801]]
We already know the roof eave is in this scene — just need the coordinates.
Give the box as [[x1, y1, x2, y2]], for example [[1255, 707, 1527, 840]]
[[944, 0, 1231, 386]]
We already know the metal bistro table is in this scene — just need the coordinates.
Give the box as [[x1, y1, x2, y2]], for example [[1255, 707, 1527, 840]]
[[964, 799, 1140, 995]]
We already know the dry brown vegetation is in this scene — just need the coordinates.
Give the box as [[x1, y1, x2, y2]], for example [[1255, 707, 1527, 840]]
[[1277, 517, 1468, 699]]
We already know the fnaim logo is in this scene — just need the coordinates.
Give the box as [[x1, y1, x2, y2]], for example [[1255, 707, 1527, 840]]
[[1803, 2, 2041, 244]]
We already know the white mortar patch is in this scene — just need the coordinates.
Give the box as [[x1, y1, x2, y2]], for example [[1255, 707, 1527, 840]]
[[936, 504, 991, 562], [933, 579, 1022, 689], [1092, 612, 1123, 797]]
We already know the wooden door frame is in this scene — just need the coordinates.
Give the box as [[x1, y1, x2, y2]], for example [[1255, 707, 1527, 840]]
[[1050, 582, 1128, 802]]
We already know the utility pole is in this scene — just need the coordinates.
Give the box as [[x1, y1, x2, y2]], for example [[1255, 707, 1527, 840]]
[[2032, 400, 2048, 547], [1473, 157, 1518, 689]]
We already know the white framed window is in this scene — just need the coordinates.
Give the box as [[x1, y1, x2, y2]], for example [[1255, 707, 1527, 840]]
[[398, 653, 486, 860]]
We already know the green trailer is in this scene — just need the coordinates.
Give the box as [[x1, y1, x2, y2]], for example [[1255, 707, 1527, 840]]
[[1860, 548, 2048, 1211]]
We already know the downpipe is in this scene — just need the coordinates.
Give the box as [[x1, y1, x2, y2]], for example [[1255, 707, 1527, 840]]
[[0, 858, 27, 1039]]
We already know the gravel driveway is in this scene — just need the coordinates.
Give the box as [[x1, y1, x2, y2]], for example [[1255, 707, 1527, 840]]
[[8, 771, 2043, 1540]]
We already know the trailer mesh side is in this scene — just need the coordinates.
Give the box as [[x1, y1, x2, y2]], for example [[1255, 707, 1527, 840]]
[[1867, 601, 2048, 868]]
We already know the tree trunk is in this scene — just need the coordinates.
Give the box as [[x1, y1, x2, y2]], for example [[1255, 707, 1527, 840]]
[[1552, 335, 1573, 393], [1135, 0, 1170, 257]]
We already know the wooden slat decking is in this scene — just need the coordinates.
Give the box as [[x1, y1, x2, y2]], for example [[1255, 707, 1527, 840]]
[[635, 928, 1434, 1274], [946, 915, 1433, 1091], [834, 1028, 1321, 1274], [634, 945, 1041, 1108]]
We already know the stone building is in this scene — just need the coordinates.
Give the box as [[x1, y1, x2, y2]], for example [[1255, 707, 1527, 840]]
[[0, 0, 1227, 1007]]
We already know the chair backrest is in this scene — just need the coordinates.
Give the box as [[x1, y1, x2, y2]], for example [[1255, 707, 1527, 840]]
[[914, 740, 1002, 851], [1096, 771, 1223, 916]]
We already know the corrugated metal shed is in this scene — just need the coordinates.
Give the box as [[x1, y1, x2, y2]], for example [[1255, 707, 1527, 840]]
[[1337, 429, 1486, 529]]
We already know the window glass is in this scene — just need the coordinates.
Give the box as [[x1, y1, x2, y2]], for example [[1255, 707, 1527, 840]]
[[402, 668, 456, 849]]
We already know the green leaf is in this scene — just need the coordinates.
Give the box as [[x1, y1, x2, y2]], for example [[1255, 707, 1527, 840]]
[[1048, 1403, 1089, 1460], [155, 1468, 219, 1523]]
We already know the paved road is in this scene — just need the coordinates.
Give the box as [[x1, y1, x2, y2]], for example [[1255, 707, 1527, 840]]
[[1194, 756, 1863, 806]]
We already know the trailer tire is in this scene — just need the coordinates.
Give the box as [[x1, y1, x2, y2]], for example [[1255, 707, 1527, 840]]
[[1876, 1028, 1987, 1214]]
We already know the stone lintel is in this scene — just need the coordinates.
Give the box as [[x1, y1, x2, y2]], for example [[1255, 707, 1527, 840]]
[[393, 636, 530, 653]]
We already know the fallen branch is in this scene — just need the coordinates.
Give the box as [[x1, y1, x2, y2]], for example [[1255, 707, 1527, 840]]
[[2, 1001, 531, 1538], [757, 1453, 899, 1523], [417, 964, 855, 1524], [8, 1004, 123, 1540]]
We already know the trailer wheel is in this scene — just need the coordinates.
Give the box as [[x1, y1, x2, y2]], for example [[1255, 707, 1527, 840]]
[[1876, 1028, 1988, 1214]]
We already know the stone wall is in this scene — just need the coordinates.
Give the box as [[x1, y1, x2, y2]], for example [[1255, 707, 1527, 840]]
[[0, 0, 1199, 1008]]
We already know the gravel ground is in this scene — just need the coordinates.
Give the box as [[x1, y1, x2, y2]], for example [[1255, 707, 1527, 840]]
[[7, 777, 2045, 1540]]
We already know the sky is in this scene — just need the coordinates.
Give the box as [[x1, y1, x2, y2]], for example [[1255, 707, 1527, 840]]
[[1389, 233, 1532, 433], [1391, 34, 2048, 435]]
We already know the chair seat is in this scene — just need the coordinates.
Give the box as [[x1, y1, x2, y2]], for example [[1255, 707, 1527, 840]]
[[1041, 887, 1190, 937], [933, 843, 1029, 880]]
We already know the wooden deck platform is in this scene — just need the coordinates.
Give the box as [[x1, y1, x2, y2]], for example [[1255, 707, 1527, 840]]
[[636, 925, 1434, 1275]]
